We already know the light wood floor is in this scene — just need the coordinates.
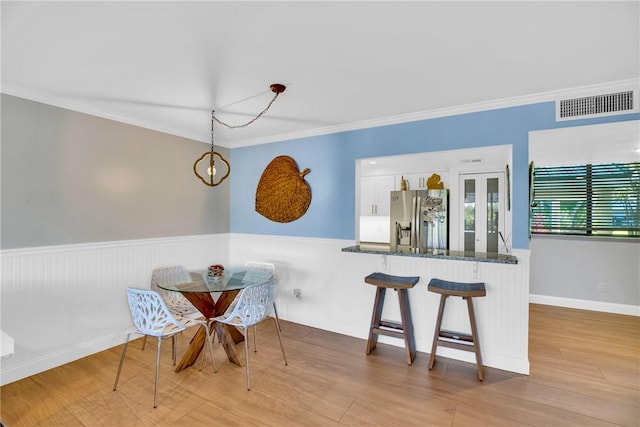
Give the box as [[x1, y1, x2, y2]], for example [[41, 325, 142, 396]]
[[1, 304, 638, 426]]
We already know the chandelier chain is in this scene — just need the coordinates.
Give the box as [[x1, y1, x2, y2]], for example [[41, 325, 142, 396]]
[[210, 111, 216, 153], [195, 83, 284, 187], [211, 91, 281, 129]]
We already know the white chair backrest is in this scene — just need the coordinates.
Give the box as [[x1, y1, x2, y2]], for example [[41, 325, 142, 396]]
[[150, 266, 198, 314], [126, 288, 184, 337], [151, 265, 191, 287], [244, 261, 275, 278], [222, 279, 276, 328]]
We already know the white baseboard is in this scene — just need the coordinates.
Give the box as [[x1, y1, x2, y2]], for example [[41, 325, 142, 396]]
[[0, 332, 124, 386], [529, 294, 640, 317]]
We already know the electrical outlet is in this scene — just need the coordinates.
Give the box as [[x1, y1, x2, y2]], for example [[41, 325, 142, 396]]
[[598, 282, 607, 292], [293, 288, 302, 298], [472, 262, 479, 279]]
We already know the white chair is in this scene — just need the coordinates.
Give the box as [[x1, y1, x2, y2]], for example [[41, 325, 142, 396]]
[[244, 261, 281, 331], [213, 279, 287, 390], [150, 266, 200, 316], [113, 288, 216, 408], [150, 266, 218, 371], [142, 266, 206, 354]]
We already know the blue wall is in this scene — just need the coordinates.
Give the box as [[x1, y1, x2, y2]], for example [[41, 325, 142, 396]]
[[230, 101, 639, 249]]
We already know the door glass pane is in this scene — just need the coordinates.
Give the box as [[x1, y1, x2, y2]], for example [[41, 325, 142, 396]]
[[487, 177, 499, 253], [464, 179, 476, 252]]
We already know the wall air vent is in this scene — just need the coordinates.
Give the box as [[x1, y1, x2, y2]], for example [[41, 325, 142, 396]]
[[556, 89, 638, 121]]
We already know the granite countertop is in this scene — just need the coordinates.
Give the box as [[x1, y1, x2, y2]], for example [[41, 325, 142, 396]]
[[342, 244, 518, 264]]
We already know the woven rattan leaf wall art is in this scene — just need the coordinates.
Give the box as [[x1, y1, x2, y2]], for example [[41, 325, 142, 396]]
[[255, 156, 311, 223]]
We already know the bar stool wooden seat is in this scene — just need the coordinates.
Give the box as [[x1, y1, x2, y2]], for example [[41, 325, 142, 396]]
[[365, 272, 420, 365], [427, 278, 486, 380]]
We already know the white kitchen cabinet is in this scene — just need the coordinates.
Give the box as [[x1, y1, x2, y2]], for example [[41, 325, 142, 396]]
[[360, 175, 395, 215], [401, 173, 428, 190], [402, 172, 449, 190]]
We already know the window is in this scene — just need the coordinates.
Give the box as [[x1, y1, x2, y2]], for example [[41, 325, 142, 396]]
[[531, 162, 640, 237]]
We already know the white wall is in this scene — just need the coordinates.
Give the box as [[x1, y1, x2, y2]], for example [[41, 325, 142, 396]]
[[529, 120, 640, 167], [1, 233, 530, 385], [530, 236, 640, 315], [528, 120, 640, 314]]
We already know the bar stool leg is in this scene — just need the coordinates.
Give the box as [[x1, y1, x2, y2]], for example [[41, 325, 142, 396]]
[[366, 286, 386, 355], [466, 297, 484, 380], [429, 294, 448, 370], [397, 288, 416, 365]]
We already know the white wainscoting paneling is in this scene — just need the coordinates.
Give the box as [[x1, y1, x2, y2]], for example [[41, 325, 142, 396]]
[[229, 234, 530, 375], [0, 234, 228, 386], [1, 233, 530, 386]]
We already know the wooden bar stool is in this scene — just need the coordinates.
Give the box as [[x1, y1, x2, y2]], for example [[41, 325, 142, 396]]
[[427, 278, 486, 380], [365, 272, 420, 365]]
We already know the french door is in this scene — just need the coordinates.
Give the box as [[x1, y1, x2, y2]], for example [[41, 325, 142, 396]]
[[459, 172, 506, 253]]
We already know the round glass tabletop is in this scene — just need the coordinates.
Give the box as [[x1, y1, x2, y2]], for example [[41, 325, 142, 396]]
[[155, 268, 273, 293]]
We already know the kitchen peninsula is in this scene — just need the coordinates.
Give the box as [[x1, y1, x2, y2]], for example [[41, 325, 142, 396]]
[[342, 243, 529, 375], [342, 244, 518, 264]]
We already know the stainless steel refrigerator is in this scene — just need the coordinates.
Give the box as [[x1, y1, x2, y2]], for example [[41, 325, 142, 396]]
[[389, 190, 448, 253]]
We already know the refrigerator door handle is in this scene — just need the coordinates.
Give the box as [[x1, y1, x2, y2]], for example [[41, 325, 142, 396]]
[[411, 195, 418, 251], [415, 194, 421, 252]]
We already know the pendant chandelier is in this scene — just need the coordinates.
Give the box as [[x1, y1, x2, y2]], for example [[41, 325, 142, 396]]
[[193, 83, 286, 187]]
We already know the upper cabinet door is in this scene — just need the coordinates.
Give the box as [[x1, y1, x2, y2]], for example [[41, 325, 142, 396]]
[[360, 175, 395, 216]]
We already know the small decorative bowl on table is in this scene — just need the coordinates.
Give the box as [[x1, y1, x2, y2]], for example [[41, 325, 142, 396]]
[[208, 264, 225, 279]]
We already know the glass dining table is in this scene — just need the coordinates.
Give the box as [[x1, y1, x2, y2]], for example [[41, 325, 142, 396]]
[[155, 268, 273, 372]]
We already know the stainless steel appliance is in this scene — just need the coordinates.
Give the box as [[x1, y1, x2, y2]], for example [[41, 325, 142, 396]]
[[390, 190, 448, 253]]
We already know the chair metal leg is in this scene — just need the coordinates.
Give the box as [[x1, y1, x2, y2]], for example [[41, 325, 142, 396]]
[[206, 325, 217, 373], [273, 302, 282, 331], [244, 328, 251, 390], [141, 335, 147, 350], [198, 325, 206, 371], [248, 304, 282, 348], [154, 337, 162, 408], [171, 335, 177, 366], [273, 317, 288, 366], [113, 332, 132, 391], [253, 325, 257, 352], [199, 323, 217, 373], [197, 342, 206, 370]]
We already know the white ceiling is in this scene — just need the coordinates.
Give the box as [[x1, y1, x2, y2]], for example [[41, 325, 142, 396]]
[[2, 1, 639, 147]]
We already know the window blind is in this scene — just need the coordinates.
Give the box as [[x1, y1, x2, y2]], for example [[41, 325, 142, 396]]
[[531, 162, 639, 237]]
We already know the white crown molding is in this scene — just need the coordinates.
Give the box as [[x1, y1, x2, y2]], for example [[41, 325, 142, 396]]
[[233, 78, 640, 148], [0, 83, 209, 144], [3, 78, 639, 149]]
